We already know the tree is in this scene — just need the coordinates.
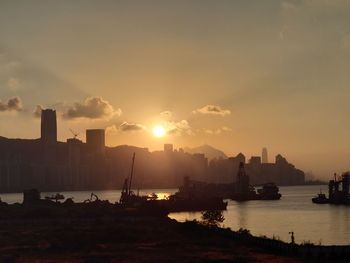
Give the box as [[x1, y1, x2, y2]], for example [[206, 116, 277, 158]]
[[201, 210, 225, 227]]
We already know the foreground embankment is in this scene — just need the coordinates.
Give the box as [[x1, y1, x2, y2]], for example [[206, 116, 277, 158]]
[[0, 215, 297, 262], [0, 202, 348, 262]]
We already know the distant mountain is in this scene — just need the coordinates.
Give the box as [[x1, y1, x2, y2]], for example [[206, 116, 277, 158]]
[[184, 145, 228, 160]]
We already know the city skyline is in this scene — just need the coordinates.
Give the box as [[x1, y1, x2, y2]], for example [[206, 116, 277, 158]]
[[0, 109, 304, 193], [1, 1, 350, 178]]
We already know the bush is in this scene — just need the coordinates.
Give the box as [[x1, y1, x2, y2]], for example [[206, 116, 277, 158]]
[[200, 210, 225, 227]]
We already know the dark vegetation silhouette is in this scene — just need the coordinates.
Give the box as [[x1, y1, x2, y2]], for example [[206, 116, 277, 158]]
[[200, 210, 225, 227]]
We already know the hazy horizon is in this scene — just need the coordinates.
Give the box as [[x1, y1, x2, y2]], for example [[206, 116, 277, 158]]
[[1, 0, 350, 179]]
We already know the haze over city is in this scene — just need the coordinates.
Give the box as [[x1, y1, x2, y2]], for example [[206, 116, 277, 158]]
[[1, 0, 350, 179]]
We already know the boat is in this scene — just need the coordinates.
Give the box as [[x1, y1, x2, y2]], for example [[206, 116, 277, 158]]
[[231, 163, 282, 201], [312, 172, 350, 205], [257, 183, 282, 200], [119, 153, 227, 212], [312, 191, 328, 204], [164, 181, 228, 212]]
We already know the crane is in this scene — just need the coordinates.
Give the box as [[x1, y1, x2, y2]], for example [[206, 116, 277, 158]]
[[69, 129, 80, 139]]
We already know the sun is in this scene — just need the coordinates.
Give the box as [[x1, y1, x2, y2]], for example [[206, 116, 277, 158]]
[[153, 125, 166, 137]]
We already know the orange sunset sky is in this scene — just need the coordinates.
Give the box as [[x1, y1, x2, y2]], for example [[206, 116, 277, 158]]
[[1, 0, 350, 179]]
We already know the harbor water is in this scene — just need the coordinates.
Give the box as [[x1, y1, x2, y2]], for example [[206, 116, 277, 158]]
[[1, 185, 349, 245]]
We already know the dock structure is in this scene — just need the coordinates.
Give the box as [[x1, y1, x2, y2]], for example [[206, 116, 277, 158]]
[[328, 173, 350, 204], [313, 172, 350, 205]]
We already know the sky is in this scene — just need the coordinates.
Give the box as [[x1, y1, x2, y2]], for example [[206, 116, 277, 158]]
[[0, 0, 350, 179]]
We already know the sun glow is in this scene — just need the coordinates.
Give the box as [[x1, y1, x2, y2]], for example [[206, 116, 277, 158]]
[[153, 125, 166, 137]]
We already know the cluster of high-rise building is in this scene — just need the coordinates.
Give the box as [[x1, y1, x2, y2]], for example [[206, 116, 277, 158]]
[[0, 109, 305, 193], [0, 109, 109, 192], [207, 151, 305, 186]]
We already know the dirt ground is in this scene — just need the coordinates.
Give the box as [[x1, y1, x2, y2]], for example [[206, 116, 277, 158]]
[[0, 217, 301, 262]]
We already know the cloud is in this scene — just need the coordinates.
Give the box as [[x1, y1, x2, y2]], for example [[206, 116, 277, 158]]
[[221, 126, 232, 132], [165, 120, 193, 136], [192, 105, 231, 116], [0, 97, 23, 112], [33, 105, 43, 118], [63, 97, 121, 120], [106, 122, 146, 134], [160, 111, 172, 118], [105, 125, 118, 134], [204, 126, 232, 135], [119, 122, 146, 132], [204, 129, 221, 135]]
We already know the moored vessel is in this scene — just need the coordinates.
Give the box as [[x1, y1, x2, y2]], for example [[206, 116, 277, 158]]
[[119, 153, 227, 213], [231, 162, 282, 201], [312, 172, 350, 205], [312, 191, 328, 204]]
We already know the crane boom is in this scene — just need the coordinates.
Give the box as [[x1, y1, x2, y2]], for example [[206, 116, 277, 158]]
[[128, 152, 136, 194]]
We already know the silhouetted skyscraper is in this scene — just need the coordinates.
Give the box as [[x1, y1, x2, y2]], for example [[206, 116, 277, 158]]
[[262, 147, 268, 163], [164, 143, 173, 153], [86, 129, 105, 154], [67, 138, 83, 188], [41, 109, 57, 144]]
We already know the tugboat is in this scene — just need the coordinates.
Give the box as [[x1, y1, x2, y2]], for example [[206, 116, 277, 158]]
[[312, 190, 328, 204]]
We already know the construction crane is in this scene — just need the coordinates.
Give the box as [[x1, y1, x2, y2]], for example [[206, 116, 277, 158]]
[[120, 152, 136, 204], [69, 129, 80, 139]]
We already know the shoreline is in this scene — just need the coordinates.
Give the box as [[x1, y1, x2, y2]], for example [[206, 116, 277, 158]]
[[0, 183, 327, 195]]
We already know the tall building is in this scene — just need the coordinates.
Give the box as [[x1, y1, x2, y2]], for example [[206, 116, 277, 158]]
[[164, 143, 173, 153], [86, 129, 105, 154], [249, 156, 261, 166], [262, 147, 268, 163], [41, 109, 57, 144], [67, 138, 83, 188]]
